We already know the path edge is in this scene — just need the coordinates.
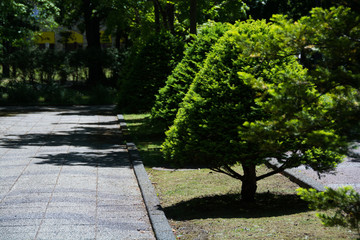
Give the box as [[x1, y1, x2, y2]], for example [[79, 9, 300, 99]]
[[117, 114, 175, 240], [266, 159, 326, 192]]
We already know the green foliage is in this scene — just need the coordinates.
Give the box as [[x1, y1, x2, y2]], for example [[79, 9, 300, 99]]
[[37, 49, 66, 83], [117, 32, 184, 113], [66, 49, 88, 82], [4, 47, 122, 85], [0, 0, 59, 78], [86, 84, 118, 105], [177, 0, 248, 24], [0, 81, 117, 106], [1, 81, 40, 104], [297, 186, 360, 235], [245, 0, 332, 20], [162, 18, 345, 170], [7, 48, 53, 82], [0, 0, 58, 45], [298, 6, 360, 139], [299, 6, 360, 90], [151, 21, 233, 128], [102, 48, 127, 85], [161, 7, 358, 200]]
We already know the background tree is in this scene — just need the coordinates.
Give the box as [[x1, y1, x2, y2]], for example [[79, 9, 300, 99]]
[[297, 6, 360, 140], [54, 0, 140, 85], [244, 0, 330, 20], [117, 32, 184, 113], [0, 0, 58, 78], [175, 0, 248, 35], [162, 8, 356, 201]]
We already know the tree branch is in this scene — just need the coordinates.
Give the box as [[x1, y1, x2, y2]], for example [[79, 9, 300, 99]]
[[210, 165, 243, 181], [224, 165, 244, 181], [257, 161, 286, 181], [210, 167, 236, 179]]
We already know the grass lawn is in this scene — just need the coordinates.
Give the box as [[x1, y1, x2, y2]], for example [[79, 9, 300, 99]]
[[123, 113, 358, 240]]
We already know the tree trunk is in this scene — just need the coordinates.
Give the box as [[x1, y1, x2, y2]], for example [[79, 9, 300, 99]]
[[166, 3, 175, 34], [153, 0, 160, 32], [83, 0, 104, 86], [241, 164, 257, 202], [2, 64, 10, 79], [2, 41, 10, 78], [190, 0, 197, 35]]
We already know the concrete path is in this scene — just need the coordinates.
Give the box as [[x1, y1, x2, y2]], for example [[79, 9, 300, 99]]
[[269, 143, 360, 194], [293, 143, 360, 193], [0, 106, 155, 240]]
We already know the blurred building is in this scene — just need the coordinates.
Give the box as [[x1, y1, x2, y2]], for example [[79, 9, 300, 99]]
[[35, 28, 112, 50]]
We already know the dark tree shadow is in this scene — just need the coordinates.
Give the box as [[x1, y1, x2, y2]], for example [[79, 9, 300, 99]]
[[0, 105, 134, 168], [74, 120, 120, 126], [1, 126, 124, 150], [347, 142, 360, 163], [0, 105, 116, 116], [164, 192, 309, 220], [56, 105, 116, 116], [34, 151, 131, 168]]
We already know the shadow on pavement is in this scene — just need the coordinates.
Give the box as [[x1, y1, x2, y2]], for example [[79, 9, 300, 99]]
[[1, 126, 124, 150], [0, 105, 136, 168], [34, 151, 130, 168], [0, 105, 115, 116]]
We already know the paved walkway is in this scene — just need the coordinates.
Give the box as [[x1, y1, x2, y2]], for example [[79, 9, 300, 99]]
[[294, 144, 360, 193], [0, 106, 155, 240]]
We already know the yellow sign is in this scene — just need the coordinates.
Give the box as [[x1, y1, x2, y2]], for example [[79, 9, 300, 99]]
[[100, 31, 112, 44], [35, 32, 55, 44], [62, 31, 84, 44]]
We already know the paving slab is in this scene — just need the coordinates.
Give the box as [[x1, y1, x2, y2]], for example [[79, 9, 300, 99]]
[[268, 143, 360, 193], [292, 152, 360, 193], [0, 106, 155, 240]]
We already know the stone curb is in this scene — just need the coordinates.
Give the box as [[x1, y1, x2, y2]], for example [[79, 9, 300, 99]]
[[117, 115, 175, 240], [266, 159, 326, 192]]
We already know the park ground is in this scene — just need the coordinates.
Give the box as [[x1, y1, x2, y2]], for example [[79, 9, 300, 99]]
[[124, 113, 359, 240]]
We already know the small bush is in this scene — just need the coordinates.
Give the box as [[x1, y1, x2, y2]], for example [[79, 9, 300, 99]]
[[297, 186, 360, 236], [1, 81, 39, 104], [87, 84, 117, 105], [41, 83, 84, 105]]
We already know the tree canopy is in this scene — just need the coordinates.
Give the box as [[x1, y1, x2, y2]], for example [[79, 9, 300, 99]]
[[0, 0, 58, 77], [162, 7, 359, 201]]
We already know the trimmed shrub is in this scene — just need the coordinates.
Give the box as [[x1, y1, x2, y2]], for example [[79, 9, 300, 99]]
[[151, 21, 233, 129], [162, 16, 347, 201]]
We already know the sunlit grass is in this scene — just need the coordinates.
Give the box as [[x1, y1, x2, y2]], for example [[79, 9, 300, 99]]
[[123, 113, 357, 239]]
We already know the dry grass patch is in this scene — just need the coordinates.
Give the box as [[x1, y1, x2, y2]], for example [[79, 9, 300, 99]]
[[147, 166, 357, 239], [123, 113, 357, 239]]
